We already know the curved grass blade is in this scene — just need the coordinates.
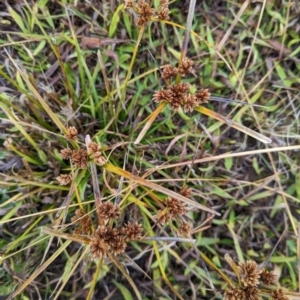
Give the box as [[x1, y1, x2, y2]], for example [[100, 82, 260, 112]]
[[195, 105, 272, 144]]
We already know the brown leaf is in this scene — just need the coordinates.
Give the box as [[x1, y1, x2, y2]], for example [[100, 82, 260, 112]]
[[267, 39, 291, 54], [81, 37, 131, 49]]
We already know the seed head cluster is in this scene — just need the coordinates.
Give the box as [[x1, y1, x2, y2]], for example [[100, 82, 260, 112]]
[[153, 59, 210, 112], [224, 259, 288, 300], [136, 0, 155, 27], [57, 127, 106, 185], [238, 260, 262, 287], [90, 221, 143, 258], [72, 209, 92, 235], [130, 0, 170, 26]]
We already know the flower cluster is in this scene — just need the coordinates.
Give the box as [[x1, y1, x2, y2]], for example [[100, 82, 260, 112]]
[[90, 222, 143, 258], [153, 59, 211, 112], [71, 209, 92, 235], [56, 127, 106, 185], [156, 186, 194, 237], [130, 0, 170, 26], [136, 0, 155, 27], [224, 260, 289, 300]]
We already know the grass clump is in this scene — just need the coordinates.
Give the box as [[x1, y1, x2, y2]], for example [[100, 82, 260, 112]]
[[0, 0, 300, 299]]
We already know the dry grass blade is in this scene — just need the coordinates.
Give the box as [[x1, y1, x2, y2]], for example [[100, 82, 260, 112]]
[[105, 163, 219, 215], [195, 105, 272, 144]]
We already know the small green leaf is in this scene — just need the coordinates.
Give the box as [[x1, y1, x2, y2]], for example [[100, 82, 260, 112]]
[[113, 281, 134, 300], [109, 4, 124, 38], [8, 5, 27, 32], [225, 157, 233, 171]]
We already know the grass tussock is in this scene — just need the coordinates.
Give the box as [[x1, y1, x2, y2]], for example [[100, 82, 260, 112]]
[[0, 0, 300, 299]]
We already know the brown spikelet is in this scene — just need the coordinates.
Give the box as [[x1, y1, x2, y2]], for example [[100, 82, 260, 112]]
[[161, 65, 178, 80], [97, 202, 120, 221], [56, 174, 72, 185], [90, 236, 109, 258], [166, 197, 187, 217], [60, 148, 73, 159], [157, 209, 170, 224], [195, 88, 210, 104], [158, 6, 169, 20], [238, 260, 262, 287], [65, 126, 78, 140], [94, 151, 106, 166], [244, 287, 261, 300], [178, 222, 192, 237], [71, 209, 92, 235], [180, 186, 192, 198], [168, 83, 190, 110], [152, 89, 173, 103], [271, 288, 289, 300], [124, 0, 133, 8], [71, 149, 88, 169], [94, 226, 127, 256], [223, 286, 246, 300], [260, 269, 277, 285], [88, 141, 101, 153], [183, 94, 198, 112], [109, 235, 127, 255], [124, 222, 143, 241], [178, 58, 194, 76], [136, 0, 155, 27]]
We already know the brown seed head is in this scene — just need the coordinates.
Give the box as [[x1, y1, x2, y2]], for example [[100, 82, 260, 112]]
[[223, 287, 246, 300], [97, 202, 120, 221], [178, 58, 194, 76], [152, 89, 173, 103], [65, 126, 78, 140], [56, 174, 72, 185], [180, 186, 192, 198], [60, 148, 73, 160], [157, 209, 170, 224], [88, 141, 101, 153], [195, 88, 210, 104], [158, 7, 170, 20], [260, 269, 277, 285], [90, 236, 109, 258], [109, 235, 127, 255], [160, 0, 169, 6], [271, 288, 289, 300], [71, 149, 88, 169], [166, 83, 190, 110], [166, 197, 187, 217], [124, 0, 133, 8], [136, 0, 155, 27], [243, 287, 261, 300], [94, 151, 106, 166], [71, 209, 92, 235], [178, 222, 192, 237], [238, 260, 262, 287], [184, 94, 198, 112], [161, 65, 178, 80], [124, 222, 143, 241]]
